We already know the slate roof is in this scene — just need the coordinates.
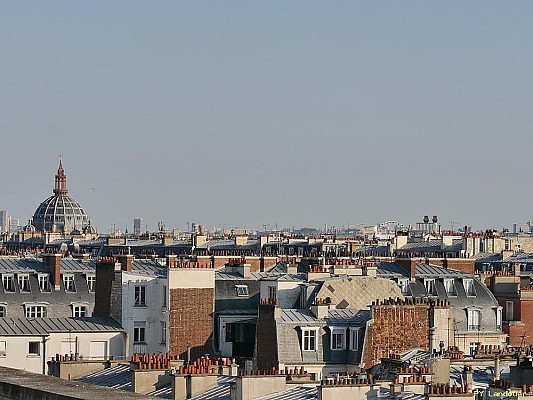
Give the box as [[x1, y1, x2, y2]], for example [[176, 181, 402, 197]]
[[0, 317, 123, 336], [279, 309, 317, 324], [377, 262, 409, 277], [130, 260, 167, 277], [0, 257, 48, 273], [414, 263, 468, 277], [325, 309, 371, 325]]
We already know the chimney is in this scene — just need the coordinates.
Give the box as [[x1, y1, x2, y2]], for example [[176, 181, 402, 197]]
[[117, 254, 133, 272], [94, 258, 122, 319], [362, 264, 377, 277], [462, 366, 473, 389], [286, 263, 298, 274], [494, 355, 501, 381], [43, 253, 62, 291], [166, 255, 177, 268], [192, 233, 207, 247]]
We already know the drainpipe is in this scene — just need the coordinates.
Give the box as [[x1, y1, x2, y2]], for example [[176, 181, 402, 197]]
[[42, 335, 50, 375]]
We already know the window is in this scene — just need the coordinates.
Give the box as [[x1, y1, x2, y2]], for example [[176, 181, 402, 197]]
[[63, 275, 75, 292], [495, 307, 502, 330], [0, 306, 5, 318], [443, 279, 457, 296], [18, 274, 30, 292], [302, 328, 318, 351], [397, 279, 409, 295], [2, 275, 15, 292], [161, 321, 167, 344], [134, 286, 146, 306], [25, 305, 47, 318], [86, 275, 96, 292], [235, 285, 249, 297], [424, 279, 437, 296], [133, 321, 146, 343], [38, 275, 50, 292], [469, 342, 478, 356], [467, 309, 481, 331], [0, 341, 5, 356], [225, 323, 234, 342], [330, 328, 345, 350], [506, 301, 514, 321], [28, 342, 40, 355], [349, 328, 359, 351], [268, 286, 277, 300], [73, 305, 87, 318], [162, 286, 167, 307], [463, 279, 476, 297]]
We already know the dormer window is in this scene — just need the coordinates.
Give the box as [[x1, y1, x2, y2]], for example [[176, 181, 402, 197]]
[[424, 279, 437, 296], [268, 286, 277, 300], [330, 327, 346, 351], [25, 304, 47, 318], [397, 278, 410, 295], [443, 278, 457, 297], [2, 275, 15, 293], [63, 275, 75, 292], [349, 327, 360, 351], [17, 274, 30, 293], [71, 304, 87, 318], [463, 279, 476, 297], [301, 328, 318, 351], [467, 308, 481, 331], [38, 274, 50, 292], [235, 285, 249, 297], [85, 275, 96, 292]]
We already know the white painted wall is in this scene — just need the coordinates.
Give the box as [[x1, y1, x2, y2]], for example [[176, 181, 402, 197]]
[[260, 280, 303, 309], [0, 330, 126, 375], [167, 268, 215, 289], [121, 272, 169, 356]]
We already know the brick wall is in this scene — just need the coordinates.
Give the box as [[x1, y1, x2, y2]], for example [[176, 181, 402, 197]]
[[501, 298, 533, 345], [442, 259, 474, 274], [362, 304, 431, 369], [169, 288, 214, 359], [255, 304, 279, 371]]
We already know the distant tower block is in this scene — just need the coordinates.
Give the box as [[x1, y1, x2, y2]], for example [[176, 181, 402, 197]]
[[134, 218, 143, 236]]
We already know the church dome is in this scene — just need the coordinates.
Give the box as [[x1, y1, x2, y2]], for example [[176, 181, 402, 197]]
[[32, 158, 90, 233]]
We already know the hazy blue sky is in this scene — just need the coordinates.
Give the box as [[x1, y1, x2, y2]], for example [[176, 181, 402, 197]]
[[2, 1, 532, 233]]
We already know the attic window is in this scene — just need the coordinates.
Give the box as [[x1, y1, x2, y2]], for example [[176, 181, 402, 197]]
[[330, 327, 346, 351], [235, 285, 249, 297], [17, 274, 30, 293], [443, 278, 457, 297], [463, 279, 476, 297], [38, 274, 50, 292], [63, 275, 76, 292], [424, 279, 437, 296], [302, 328, 318, 351], [397, 278, 409, 295], [2, 275, 15, 293]]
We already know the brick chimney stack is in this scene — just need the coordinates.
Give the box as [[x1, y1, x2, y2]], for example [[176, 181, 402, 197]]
[[94, 257, 123, 322], [117, 254, 133, 272], [166, 255, 177, 267], [43, 253, 62, 291]]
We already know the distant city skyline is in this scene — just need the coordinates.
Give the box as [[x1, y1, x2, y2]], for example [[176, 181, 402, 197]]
[[2, 1, 533, 232]]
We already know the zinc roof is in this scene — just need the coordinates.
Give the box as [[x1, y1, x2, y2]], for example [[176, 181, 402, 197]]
[[0, 317, 123, 336]]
